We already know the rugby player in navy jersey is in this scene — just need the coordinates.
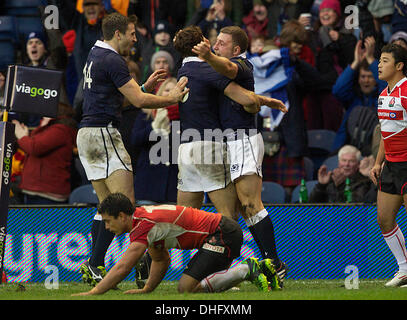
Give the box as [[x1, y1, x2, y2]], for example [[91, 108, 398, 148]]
[[173, 26, 287, 285], [173, 26, 261, 220], [192, 26, 289, 284], [76, 12, 189, 286]]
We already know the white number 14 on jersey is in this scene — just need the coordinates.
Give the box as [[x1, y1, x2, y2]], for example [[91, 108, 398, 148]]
[[83, 61, 93, 89]]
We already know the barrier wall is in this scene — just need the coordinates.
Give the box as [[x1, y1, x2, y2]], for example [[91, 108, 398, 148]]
[[4, 204, 406, 283]]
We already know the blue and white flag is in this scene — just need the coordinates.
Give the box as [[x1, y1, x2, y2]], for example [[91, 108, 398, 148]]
[[248, 47, 294, 130]]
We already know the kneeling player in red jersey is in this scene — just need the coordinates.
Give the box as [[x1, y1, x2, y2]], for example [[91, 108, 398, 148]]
[[72, 193, 280, 296]]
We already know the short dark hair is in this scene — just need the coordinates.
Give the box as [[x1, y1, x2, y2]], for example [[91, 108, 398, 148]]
[[173, 26, 203, 58], [381, 43, 407, 75], [97, 193, 135, 218], [102, 13, 131, 41], [219, 26, 249, 53]]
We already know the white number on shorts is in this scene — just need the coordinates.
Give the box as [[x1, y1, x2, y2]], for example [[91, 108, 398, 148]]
[[143, 205, 177, 213], [83, 61, 93, 89]]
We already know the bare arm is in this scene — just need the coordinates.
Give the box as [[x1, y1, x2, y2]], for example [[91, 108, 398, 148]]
[[118, 77, 189, 109], [224, 82, 260, 113], [71, 242, 147, 296], [124, 247, 171, 294], [370, 135, 385, 185], [257, 95, 288, 113], [192, 37, 238, 79]]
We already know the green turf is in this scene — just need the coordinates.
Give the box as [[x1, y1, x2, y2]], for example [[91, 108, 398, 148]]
[[1, 279, 407, 300]]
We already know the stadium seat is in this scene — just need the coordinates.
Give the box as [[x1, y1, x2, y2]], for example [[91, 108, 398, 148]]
[[16, 16, 44, 41], [303, 156, 314, 180], [4, 0, 46, 16], [74, 157, 90, 186], [261, 181, 286, 204], [69, 184, 99, 205], [322, 154, 338, 172], [0, 40, 16, 70], [307, 129, 336, 153], [0, 16, 19, 43], [307, 129, 337, 172], [291, 180, 318, 203]]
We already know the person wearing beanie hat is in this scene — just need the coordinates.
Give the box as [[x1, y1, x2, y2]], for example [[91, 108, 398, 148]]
[[153, 21, 173, 47], [390, 31, 407, 50], [140, 20, 181, 83], [26, 31, 48, 66], [150, 50, 175, 74], [319, 0, 341, 27]]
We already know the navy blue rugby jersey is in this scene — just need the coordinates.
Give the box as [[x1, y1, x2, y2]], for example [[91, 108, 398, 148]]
[[177, 57, 232, 141], [218, 55, 256, 131], [79, 40, 132, 128]]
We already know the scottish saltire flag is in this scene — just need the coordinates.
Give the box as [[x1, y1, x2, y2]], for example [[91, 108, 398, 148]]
[[248, 47, 294, 130]]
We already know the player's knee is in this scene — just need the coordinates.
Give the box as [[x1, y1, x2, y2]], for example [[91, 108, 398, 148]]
[[177, 282, 194, 293], [240, 200, 257, 217]]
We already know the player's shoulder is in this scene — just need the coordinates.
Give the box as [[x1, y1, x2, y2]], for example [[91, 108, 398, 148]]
[[91, 46, 123, 64], [379, 86, 388, 97], [398, 77, 407, 96]]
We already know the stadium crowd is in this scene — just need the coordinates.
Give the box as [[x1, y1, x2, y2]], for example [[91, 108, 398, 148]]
[[1, 0, 406, 206]]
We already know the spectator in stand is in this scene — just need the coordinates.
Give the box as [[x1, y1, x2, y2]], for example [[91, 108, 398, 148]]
[[12, 103, 78, 205], [71, 0, 104, 80], [149, 50, 175, 91], [186, 0, 243, 29], [263, 0, 307, 40], [309, 145, 376, 203], [390, 31, 407, 50], [278, 19, 315, 66], [23, 27, 70, 127], [249, 35, 266, 54], [299, 0, 357, 131], [391, 0, 407, 34], [257, 19, 325, 198], [131, 77, 180, 204], [140, 20, 181, 83], [331, 36, 387, 154], [242, 0, 269, 43], [309, 0, 357, 83], [128, 0, 187, 34], [366, 0, 394, 44], [62, 30, 79, 106], [197, 0, 233, 39]]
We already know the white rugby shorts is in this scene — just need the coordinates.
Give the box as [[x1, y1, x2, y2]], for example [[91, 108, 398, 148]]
[[77, 126, 132, 181], [225, 131, 264, 182], [177, 140, 231, 192]]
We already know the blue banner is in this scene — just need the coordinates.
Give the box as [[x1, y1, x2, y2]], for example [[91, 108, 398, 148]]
[[3, 205, 405, 283]]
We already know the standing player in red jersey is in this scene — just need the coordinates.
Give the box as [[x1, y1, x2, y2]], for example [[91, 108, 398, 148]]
[[72, 193, 280, 296], [370, 43, 407, 287]]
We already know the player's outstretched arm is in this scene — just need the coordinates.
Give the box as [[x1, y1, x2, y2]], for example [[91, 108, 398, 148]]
[[71, 242, 147, 296], [257, 95, 288, 113], [118, 77, 189, 109], [124, 247, 171, 294], [224, 82, 260, 113], [192, 37, 238, 80]]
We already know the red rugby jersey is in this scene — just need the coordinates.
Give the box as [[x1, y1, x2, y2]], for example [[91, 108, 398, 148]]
[[378, 77, 407, 162], [129, 205, 222, 250]]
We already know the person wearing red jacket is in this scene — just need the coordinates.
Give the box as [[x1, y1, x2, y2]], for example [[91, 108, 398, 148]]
[[13, 103, 78, 205]]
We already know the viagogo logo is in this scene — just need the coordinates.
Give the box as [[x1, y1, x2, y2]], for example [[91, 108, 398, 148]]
[[15, 83, 58, 99]]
